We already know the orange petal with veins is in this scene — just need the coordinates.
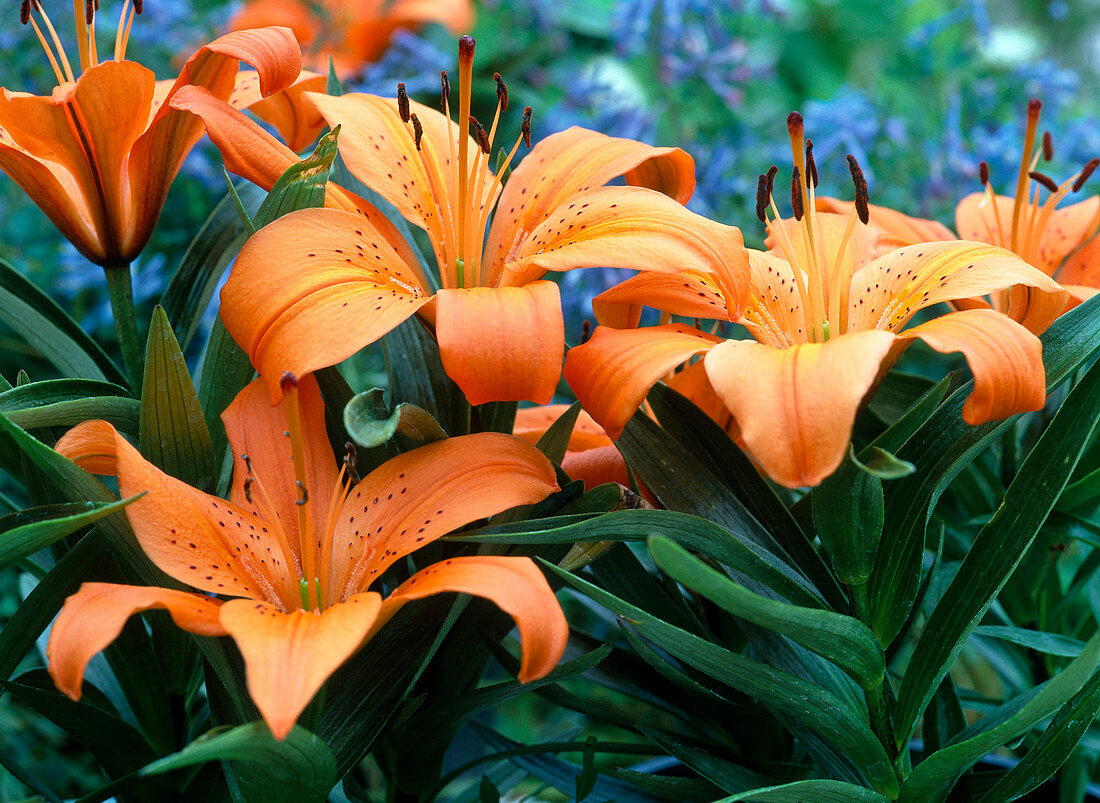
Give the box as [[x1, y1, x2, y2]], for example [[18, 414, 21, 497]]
[[48, 582, 226, 701], [434, 281, 565, 406], [219, 592, 382, 739], [704, 331, 897, 488], [815, 196, 956, 254], [592, 270, 731, 330], [374, 556, 566, 682], [897, 309, 1046, 425], [329, 433, 558, 600], [564, 324, 720, 440]]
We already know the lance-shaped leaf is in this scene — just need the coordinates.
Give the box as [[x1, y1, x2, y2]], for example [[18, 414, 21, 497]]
[[648, 537, 884, 690], [0, 497, 140, 571], [140, 307, 215, 491], [0, 378, 138, 434], [813, 450, 885, 586], [894, 352, 1100, 746]]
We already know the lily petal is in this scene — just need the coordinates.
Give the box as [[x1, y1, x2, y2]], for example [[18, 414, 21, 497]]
[[56, 421, 296, 607], [220, 207, 431, 401], [845, 241, 1068, 334], [591, 269, 731, 330], [564, 324, 720, 440], [219, 592, 382, 740], [816, 196, 956, 253], [434, 281, 565, 405], [703, 331, 897, 488], [375, 556, 566, 682], [330, 433, 558, 601], [897, 309, 1045, 425], [48, 582, 226, 701], [230, 69, 327, 152], [1057, 229, 1100, 288], [223, 377, 339, 566]]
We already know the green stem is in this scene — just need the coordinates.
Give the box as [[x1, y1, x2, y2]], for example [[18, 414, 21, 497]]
[[103, 261, 143, 394], [853, 583, 901, 775]]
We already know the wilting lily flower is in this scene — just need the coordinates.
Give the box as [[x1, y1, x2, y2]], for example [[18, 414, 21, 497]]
[[48, 374, 567, 739], [820, 98, 1100, 326], [229, 0, 474, 78], [565, 113, 1069, 488], [172, 36, 747, 406], [0, 0, 300, 268]]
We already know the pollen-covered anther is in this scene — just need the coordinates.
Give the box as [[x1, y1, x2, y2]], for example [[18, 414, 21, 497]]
[[1028, 171, 1059, 193], [84, 0, 93, 24], [133, 0, 141, 14], [439, 70, 450, 110], [1072, 158, 1099, 192], [470, 116, 490, 155], [295, 480, 308, 506], [790, 166, 804, 221], [765, 164, 778, 197], [521, 107, 532, 148], [805, 139, 819, 188], [581, 319, 591, 344], [410, 113, 423, 151], [279, 371, 299, 394], [397, 82, 410, 123], [1028, 97, 1042, 119], [1042, 131, 1053, 161], [847, 154, 869, 224], [19, 0, 30, 25], [755, 173, 769, 223], [979, 160, 990, 186], [494, 72, 508, 111], [787, 111, 804, 139], [458, 34, 475, 64]]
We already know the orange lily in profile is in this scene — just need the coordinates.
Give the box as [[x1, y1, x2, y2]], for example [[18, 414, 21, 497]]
[[172, 36, 748, 406], [819, 98, 1100, 327], [0, 0, 300, 269], [48, 374, 567, 739], [229, 0, 474, 78], [565, 113, 1069, 488]]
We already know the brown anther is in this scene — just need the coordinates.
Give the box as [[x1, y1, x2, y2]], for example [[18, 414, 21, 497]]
[[244, 477, 255, 504], [470, 116, 490, 154], [1028, 170, 1059, 193], [979, 160, 990, 186], [494, 72, 508, 111], [279, 371, 299, 394], [790, 166, 804, 220], [410, 113, 423, 151], [765, 164, 778, 197], [521, 106, 532, 147], [755, 174, 769, 223], [133, 0, 142, 13], [439, 70, 450, 110], [295, 480, 308, 506], [458, 34, 475, 63], [786, 111, 804, 139], [1073, 158, 1100, 192], [581, 319, 592, 344], [847, 154, 869, 224], [1042, 131, 1053, 161], [344, 442, 358, 470], [84, 0, 94, 24], [1027, 98, 1042, 119], [397, 82, 410, 123], [805, 139, 819, 188], [19, 0, 29, 25]]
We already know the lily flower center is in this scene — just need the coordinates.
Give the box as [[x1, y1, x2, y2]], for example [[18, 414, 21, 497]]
[[978, 98, 1100, 270], [19, 0, 143, 87], [752, 111, 871, 344], [393, 35, 532, 290]]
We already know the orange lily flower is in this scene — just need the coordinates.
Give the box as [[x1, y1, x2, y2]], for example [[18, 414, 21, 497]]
[[47, 373, 567, 739], [229, 0, 474, 78], [0, 0, 301, 268], [819, 98, 1100, 328], [174, 36, 747, 406], [565, 113, 1069, 488]]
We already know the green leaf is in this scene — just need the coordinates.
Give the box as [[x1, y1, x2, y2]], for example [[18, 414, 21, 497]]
[[638, 727, 776, 794], [161, 182, 264, 352], [455, 509, 825, 610], [0, 497, 140, 571], [894, 355, 1100, 746], [649, 537, 884, 689], [0, 378, 138, 434], [813, 450, 885, 586], [253, 128, 338, 229], [898, 633, 1100, 803], [868, 293, 1100, 646], [198, 316, 254, 471], [544, 561, 899, 796], [576, 736, 598, 801], [0, 257, 126, 385], [140, 306, 215, 491], [534, 402, 581, 466], [972, 626, 1084, 658], [381, 316, 468, 436], [142, 722, 336, 803], [479, 775, 500, 803], [1057, 465, 1100, 513], [720, 779, 892, 801], [978, 664, 1100, 801]]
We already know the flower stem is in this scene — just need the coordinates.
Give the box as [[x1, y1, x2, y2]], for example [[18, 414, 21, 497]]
[[103, 260, 143, 394]]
